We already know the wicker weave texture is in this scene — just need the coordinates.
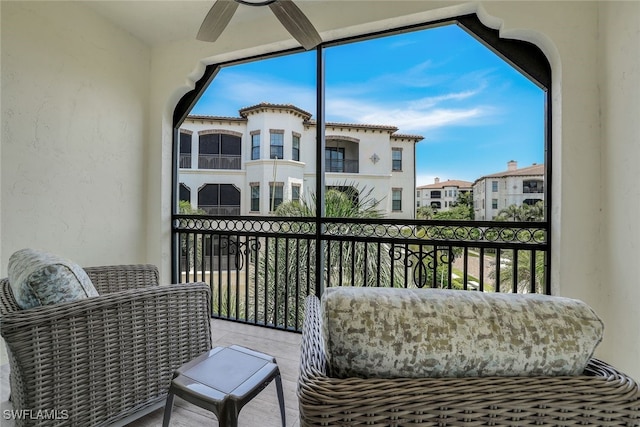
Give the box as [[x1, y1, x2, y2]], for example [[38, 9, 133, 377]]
[[0, 265, 213, 427], [298, 296, 640, 427]]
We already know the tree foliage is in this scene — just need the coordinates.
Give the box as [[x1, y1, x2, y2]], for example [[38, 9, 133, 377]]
[[495, 201, 544, 222], [251, 184, 403, 327], [417, 191, 474, 221]]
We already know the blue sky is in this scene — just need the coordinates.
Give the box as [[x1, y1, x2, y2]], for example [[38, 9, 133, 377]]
[[192, 24, 545, 185]]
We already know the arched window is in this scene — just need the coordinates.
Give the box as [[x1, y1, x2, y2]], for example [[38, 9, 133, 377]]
[[179, 183, 190, 204], [197, 184, 240, 216], [172, 12, 552, 298], [198, 132, 242, 169]]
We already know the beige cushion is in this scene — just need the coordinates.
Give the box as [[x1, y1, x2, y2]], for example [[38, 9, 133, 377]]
[[8, 248, 98, 309], [321, 287, 604, 379]]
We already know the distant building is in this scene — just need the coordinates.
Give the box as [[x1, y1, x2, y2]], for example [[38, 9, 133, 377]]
[[473, 161, 544, 220], [416, 178, 473, 211], [178, 103, 423, 219]]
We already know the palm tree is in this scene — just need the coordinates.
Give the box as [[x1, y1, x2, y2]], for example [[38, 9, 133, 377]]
[[417, 206, 435, 220], [496, 204, 525, 221], [250, 184, 401, 327], [496, 202, 545, 222], [489, 249, 546, 293], [524, 201, 545, 221]]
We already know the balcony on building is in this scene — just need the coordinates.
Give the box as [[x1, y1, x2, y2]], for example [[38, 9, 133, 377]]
[[325, 138, 359, 173]]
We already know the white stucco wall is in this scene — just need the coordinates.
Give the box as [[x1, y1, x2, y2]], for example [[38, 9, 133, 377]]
[[0, 1, 151, 273], [598, 1, 640, 380], [1, 1, 637, 379]]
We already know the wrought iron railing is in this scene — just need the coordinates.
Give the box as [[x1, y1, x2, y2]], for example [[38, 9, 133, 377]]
[[172, 216, 549, 331], [326, 159, 359, 173], [198, 205, 241, 216], [198, 154, 242, 170], [179, 154, 191, 168]]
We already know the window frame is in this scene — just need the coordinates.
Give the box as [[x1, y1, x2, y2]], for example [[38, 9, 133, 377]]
[[392, 148, 402, 171], [270, 130, 284, 160], [251, 132, 261, 160], [172, 12, 553, 293], [392, 188, 402, 211], [292, 133, 301, 162], [269, 182, 284, 212], [250, 183, 260, 212], [292, 184, 301, 203]]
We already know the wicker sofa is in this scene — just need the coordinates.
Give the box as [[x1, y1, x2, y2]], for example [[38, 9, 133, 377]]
[[298, 293, 640, 426], [0, 264, 212, 426]]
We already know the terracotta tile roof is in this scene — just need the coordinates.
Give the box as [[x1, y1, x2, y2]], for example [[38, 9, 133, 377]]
[[392, 133, 425, 141], [238, 102, 312, 120], [187, 103, 424, 142], [307, 120, 399, 133], [476, 163, 544, 182], [186, 115, 247, 122], [417, 179, 474, 190]]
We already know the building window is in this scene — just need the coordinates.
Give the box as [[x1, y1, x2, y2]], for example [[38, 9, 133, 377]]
[[523, 179, 543, 193], [197, 184, 241, 216], [291, 184, 301, 203], [492, 181, 498, 192], [392, 188, 402, 211], [416, 190, 421, 197], [198, 132, 242, 169], [416, 201, 420, 207], [430, 190, 441, 199], [269, 182, 284, 211], [292, 133, 300, 161], [251, 132, 260, 160], [179, 132, 192, 169], [492, 198, 498, 209], [250, 184, 260, 212], [325, 147, 345, 172], [179, 183, 191, 204], [270, 131, 284, 159], [392, 148, 402, 171]]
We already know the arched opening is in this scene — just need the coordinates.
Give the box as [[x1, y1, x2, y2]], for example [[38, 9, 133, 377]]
[[198, 132, 242, 169], [179, 183, 191, 204], [197, 184, 241, 216], [171, 12, 552, 326]]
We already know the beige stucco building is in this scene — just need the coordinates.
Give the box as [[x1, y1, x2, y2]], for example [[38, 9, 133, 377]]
[[473, 161, 544, 220], [179, 104, 421, 218], [2, 1, 639, 379], [417, 178, 473, 212]]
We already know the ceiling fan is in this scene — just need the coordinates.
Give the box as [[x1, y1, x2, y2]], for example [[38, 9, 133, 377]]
[[197, 0, 322, 50]]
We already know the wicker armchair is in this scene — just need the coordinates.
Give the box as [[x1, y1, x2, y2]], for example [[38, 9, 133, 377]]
[[298, 295, 640, 426], [0, 264, 212, 426]]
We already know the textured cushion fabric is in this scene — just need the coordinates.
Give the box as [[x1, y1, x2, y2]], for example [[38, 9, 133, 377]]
[[8, 248, 98, 309], [321, 287, 604, 379]]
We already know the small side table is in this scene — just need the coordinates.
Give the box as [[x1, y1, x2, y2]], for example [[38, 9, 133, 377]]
[[163, 345, 286, 427]]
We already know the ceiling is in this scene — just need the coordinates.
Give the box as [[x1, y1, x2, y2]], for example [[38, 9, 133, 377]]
[[84, 0, 317, 46]]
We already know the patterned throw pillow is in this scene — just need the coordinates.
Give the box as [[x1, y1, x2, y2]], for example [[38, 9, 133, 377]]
[[321, 287, 604, 379], [8, 248, 99, 309]]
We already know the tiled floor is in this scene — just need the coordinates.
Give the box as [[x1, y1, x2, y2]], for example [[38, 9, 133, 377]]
[[0, 319, 302, 427]]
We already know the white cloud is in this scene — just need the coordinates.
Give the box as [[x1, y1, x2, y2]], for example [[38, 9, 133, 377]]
[[326, 94, 493, 134], [197, 68, 496, 135], [199, 71, 316, 114]]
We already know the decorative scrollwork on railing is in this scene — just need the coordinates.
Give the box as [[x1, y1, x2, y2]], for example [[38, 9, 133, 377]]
[[174, 216, 547, 246], [215, 237, 261, 270], [174, 216, 316, 236], [390, 245, 454, 288], [323, 221, 546, 245]]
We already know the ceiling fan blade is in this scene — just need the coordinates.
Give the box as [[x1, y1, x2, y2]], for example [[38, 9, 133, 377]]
[[197, 0, 240, 42], [268, 0, 322, 50]]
